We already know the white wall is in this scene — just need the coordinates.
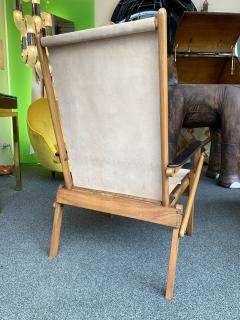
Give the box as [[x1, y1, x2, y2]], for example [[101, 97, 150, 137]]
[[95, 0, 120, 26], [95, 0, 240, 27], [0, 0, 13, 165]]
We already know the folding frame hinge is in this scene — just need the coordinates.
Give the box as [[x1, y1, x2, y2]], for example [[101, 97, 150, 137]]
[[176, 204, 183, 215], [53, 151, 68, 163]]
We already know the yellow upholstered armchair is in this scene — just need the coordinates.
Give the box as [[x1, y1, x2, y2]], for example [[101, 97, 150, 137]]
[[27, 98, 62, 176]]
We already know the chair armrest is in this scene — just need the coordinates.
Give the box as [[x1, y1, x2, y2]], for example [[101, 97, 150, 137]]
[[168, 140, 202, 169]]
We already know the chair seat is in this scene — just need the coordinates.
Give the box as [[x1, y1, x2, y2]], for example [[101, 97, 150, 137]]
[[169, 168, 190, 194]]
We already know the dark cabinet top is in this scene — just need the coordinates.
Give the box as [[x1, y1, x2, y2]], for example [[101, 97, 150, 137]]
[[0, 93, 17, 109]]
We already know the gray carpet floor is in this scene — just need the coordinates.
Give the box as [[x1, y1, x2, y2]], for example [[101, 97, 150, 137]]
[[0, 165, 239, 320]]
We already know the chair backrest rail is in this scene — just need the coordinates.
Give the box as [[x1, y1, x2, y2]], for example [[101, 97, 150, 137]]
[[36, 35, 73, 189], [41, 18, 156, 48], [158, 9, 169, 206]]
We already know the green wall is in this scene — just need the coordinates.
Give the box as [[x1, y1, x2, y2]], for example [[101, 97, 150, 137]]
[[6, 0, 94, 164], [0, 0, 12, 165], [41, 0, 95, 31], [6, 0, 33, 164]]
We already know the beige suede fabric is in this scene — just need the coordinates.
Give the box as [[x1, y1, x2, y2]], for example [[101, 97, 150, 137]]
[[41, 18, 157, 48], [42, 18, 189, 201]]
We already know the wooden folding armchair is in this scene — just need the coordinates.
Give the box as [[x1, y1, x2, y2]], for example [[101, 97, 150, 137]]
[[36, 9, 204, 299]]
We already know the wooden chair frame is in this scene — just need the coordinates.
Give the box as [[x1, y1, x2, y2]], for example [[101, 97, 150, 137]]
[[0, 108, 21, 191], [36, 9, 204, 299]]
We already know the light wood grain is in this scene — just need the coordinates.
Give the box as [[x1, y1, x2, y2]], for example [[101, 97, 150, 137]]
[[56, 186, 183, 228], [49, 202, 64, 258], [158, 8, 169, 206], [0, 111, 18, 117], [165, 228, 180, 300], [186, 149, 201, 236], [180, 154, 204, 238], [170, 175, 190, 207]]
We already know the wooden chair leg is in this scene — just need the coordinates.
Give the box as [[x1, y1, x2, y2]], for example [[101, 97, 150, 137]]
[[49, 202, 64, 258], [186, 149, 201, 237], [51, 171, 56, 179], [165, 228, 180, 300], [12, 116, 21, 191], [186, 203, 194, 236]]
